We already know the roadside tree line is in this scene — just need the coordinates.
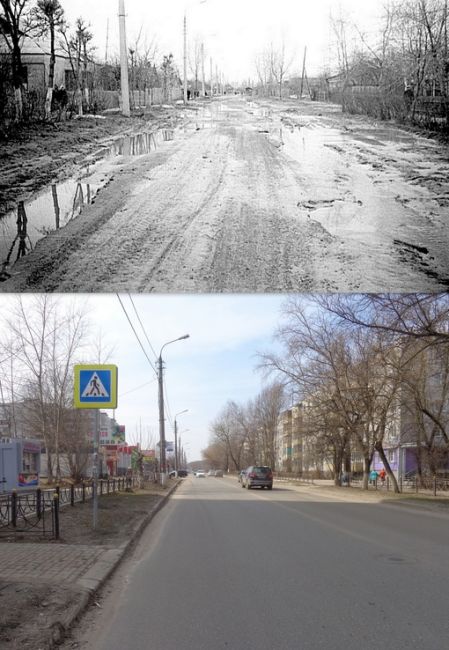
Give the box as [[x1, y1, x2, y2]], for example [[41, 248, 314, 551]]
[[205, 295, 449, 491], [329, 0, 449, 127], [262, 294, 449, 491], [203, 382, 285, 472]]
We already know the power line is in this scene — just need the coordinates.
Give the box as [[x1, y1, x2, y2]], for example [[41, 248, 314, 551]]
[[116, 294, 157, 376], [127, 294, 158, 360], [119, 379, 157, 398]]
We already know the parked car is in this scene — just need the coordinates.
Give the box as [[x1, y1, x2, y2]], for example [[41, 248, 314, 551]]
[[207, 469, 215, 476], [242, 466, 273, 490], [214, 470, 224, 477], [196, 470, 206, 478], [169, 469, 188, 478]]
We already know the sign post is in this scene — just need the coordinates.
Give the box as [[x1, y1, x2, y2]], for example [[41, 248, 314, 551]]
[[74, 364, 118, 529]]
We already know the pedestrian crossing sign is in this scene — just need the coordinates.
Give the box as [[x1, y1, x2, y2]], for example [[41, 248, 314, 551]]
[[74, 364, 118, 409]]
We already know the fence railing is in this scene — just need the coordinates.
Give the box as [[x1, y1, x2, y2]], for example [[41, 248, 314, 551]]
[[350, 474, 449, 496], [273, 472, 449, 497], [0, 477, 136, 539]]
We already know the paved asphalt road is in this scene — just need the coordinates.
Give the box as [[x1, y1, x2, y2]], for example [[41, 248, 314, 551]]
[[71, 477, 449, 650]]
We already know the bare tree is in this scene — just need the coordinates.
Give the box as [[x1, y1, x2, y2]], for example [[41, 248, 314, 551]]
[[315, 294, 449, 344], [209, 401, 249, 471], [254, 48, 273, 96], [0, 296, 90, 482], [0, 0, 34, 120], [31, 0, 64, 119], [260, 296, 402, 490], [269, 40, 293, 99]]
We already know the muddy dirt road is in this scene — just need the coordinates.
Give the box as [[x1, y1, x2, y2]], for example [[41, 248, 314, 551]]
[[2, 97, 448, 292]]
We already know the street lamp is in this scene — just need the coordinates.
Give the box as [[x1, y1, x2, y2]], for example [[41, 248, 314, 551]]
[[158, 335, 190, 485], [174, 410, 189, 474]]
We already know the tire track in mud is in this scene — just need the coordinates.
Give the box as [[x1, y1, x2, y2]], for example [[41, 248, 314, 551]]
[[136, 131, 232, 291], [206, 125, 340, 292]]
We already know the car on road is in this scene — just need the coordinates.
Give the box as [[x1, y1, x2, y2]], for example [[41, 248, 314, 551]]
[[242, 466, 273, 490], [207, 469, 215, 476], [195, 470, 206, 478], [214, 470, 224, 477]]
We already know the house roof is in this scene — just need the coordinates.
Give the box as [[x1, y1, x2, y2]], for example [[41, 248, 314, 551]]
[[0, 33, 70, 59]]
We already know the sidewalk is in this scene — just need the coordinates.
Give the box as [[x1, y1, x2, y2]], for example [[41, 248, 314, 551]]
[[273, 476, 449, 511], [0, 480, 180, 649]]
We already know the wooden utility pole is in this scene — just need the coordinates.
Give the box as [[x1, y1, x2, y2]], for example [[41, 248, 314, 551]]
[[118, 0, 130, 116], [300, 46, 307, 98]]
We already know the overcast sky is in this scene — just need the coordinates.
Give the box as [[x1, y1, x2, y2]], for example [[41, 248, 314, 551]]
[[1, 294, 291, 462], [61, 0, 386, 82]]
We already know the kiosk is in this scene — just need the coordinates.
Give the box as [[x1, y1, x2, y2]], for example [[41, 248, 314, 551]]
[[0, 438, 41, 492]]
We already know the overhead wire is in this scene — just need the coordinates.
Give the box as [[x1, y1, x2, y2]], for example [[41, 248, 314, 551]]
[[116, 294, 157, 377], [127, 293, 158, 360]]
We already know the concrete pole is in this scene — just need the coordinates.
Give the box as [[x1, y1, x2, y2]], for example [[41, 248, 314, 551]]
[[201, 42, 206, 97], [158, 355, 167, 486], [183, 13, 188, 104], [118, 0, 130, 116]]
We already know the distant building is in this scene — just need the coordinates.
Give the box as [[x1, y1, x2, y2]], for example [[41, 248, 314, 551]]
[[0, 33, 95, 93]]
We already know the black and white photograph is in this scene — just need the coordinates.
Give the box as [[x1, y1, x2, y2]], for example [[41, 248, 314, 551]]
[[1, 0, 448, 290]]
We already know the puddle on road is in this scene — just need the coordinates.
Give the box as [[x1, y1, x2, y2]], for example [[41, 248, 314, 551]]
[[0, 127, 177, 280], [261, 119, 449, 287], [0, 178, 103, 282]]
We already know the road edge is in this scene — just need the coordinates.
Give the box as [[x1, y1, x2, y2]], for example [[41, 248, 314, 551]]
[[49, 479, 181, 646]]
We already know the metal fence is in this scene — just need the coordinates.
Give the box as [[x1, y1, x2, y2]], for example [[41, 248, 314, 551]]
[[0, 477, 136, 539], [350, 474, 449, 496], [274, 471, 449, 497]]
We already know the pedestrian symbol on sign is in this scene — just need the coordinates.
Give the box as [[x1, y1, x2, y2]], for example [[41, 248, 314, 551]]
[[74, 364, 118, 409], [82, 372, 109, 398]]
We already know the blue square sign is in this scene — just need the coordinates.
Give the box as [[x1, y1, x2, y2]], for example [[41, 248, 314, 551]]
[[74, 365, 118, 409]]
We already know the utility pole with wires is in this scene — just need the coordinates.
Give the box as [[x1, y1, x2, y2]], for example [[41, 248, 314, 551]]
[[118, 0, 130, 116], [157, 335, 189, 486]]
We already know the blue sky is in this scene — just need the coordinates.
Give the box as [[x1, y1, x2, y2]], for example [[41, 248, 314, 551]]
[[98, 294, 286, 460], [0, 294, 289, 461]]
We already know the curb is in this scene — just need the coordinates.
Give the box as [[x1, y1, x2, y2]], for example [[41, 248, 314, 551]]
[[50, 479, 181, 647]]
